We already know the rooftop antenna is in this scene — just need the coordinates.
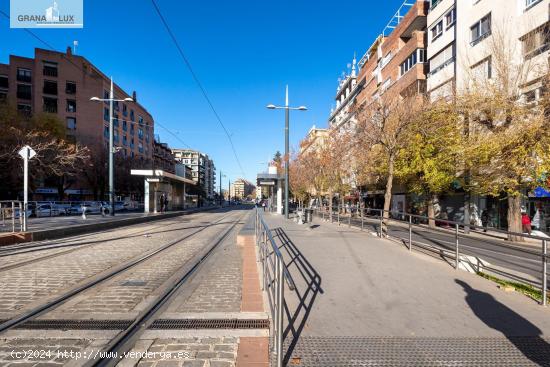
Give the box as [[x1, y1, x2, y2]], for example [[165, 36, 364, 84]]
[[73, 40, 78, 54]]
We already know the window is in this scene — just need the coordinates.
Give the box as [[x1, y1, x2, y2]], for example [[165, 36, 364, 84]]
[[471, 57, 492, 81], [429, 44, 455, 75], [43, 61, 58, 77], [104, 107, 109, 122], [0, 75, 8, 89], [123, 120, 127, 131], [43, 97, 57, 113], [114, 129, 119, 143], [130, 138, 134, 148], [66, 81, 76, 94], [138, 128, 144, 139], [103, 90, 109, 104], [525, 0, 542, 11], [43, 80, 57, 95], [445, 8, 456, 28], [17, 84, 32, 99], [130, 124, 134, 135], [17, 104, 32, 115], [130, 109, 135, 121], [138, 115, 144, 125], [114, 114, 119, 128], [104, 126, 109, 138], [67, 99, 76, 113], [114, 100, 119, 111], [431, 21, 443, 41], [400, 49, 426, 76], [138, 142, 144, 153], [17, 68, 31, 82], [123, 135, 128, 146], [66, 117, 76, 130], [522, 24, 550, 59], [123, 104, 128, 117], [471, 14, 491, 46]]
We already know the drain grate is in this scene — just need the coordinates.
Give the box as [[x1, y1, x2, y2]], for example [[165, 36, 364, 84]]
[[5, 318, 269, 330], [14, 319, 132, 330], [150, 318, 270, 330]]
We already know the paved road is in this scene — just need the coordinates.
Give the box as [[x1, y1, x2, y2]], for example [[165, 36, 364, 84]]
[[264, 213, 550, 366], [323, 212, 549, 289]]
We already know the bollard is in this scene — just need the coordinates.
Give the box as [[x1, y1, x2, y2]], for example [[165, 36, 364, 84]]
[[379, 211, 383, 238], [82, 206, 87, 220], [543, 240, 547, 307], [11, 202, 15, 233], [408, 214, 412, 251], [455, 224, 459, 270]]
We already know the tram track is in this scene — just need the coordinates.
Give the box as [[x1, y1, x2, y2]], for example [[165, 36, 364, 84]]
[[0, 210, 243, 334], [0, 210, 220, 272]]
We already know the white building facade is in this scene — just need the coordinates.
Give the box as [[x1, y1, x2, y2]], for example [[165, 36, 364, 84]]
[[172, 149, 216, 200]]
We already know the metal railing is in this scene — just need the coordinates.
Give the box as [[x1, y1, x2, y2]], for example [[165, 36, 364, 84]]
[[0, 201, 24, 232], [314, 206, 549, 307], [254, 208, 295, 367]]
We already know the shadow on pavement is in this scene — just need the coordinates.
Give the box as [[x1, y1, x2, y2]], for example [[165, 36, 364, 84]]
[[272, 227, 323, 366], [455, 279, 550, 366]]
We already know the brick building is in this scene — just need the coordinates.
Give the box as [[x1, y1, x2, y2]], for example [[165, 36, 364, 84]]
[[153, 136, 176, 174], [0, 47, 155, 199]]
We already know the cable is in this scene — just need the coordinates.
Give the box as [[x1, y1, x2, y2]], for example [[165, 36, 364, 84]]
[[150, 0, 246, 177]]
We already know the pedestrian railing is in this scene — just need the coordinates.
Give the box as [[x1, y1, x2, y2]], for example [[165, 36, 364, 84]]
[[254, 208, 296, 367], [0, 201, 24, 232], [313, 206, 549, 307]]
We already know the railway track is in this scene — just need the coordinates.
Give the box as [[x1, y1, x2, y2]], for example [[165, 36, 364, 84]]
[[0, 210, 244, 334], [0, 209, 221, 272]]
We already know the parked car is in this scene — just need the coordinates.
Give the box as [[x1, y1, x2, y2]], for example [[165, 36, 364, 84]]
[[33, 204, 61, 217]]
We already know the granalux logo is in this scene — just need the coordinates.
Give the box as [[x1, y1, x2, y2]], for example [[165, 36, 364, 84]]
[[10, 0, 83, 28]]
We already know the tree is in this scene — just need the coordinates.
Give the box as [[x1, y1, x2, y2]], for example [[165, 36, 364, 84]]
[[396, 99, 463, 227], [0, 103, 90, 200], [458, 25, 550, 240], [355, 93, 423, 233]]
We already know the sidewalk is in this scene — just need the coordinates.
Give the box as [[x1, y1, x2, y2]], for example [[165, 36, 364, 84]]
[[263, 213, 550, 366]]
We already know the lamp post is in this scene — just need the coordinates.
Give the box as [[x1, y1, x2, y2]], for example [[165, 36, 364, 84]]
[[91, 77, 134, 216], [267, 85, 307, 219]]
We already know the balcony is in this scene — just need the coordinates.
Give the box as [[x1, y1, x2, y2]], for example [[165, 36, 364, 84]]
[[43, 66, 58, 77], [16, 73, 31, 83], [43, 97, 57, 113], [43, 81, 58, 96]]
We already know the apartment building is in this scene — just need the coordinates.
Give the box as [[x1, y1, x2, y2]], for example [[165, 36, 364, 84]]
[[153, 136, 176, 174], [172, 149, 216, 200], [426, 0, 456, 101], [0, 47, 155, 199], [329, 55, 359, 132], [299, 125, 329, 155], [230, 178, 255, 200], [0, 47, 154, 161], [427, 0, 549, 101], [356, 0, 429, 108]]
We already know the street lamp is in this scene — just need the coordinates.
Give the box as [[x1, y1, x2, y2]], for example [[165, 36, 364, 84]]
[[91, 77, 134, 216], [266, 85, 307, 219]]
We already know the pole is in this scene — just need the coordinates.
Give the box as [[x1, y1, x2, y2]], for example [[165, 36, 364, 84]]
[[219, 171, 222, 206], [455, 224, 460, 270], [228, 179, 231, 206], [542, 240, 547, 306], [409, 214, 412, 251], [109, 77, 115, 216], [284, 85, 290, 220], [22, 149, 28, 232]]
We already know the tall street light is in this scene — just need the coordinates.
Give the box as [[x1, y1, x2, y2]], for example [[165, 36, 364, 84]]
[[267, 85, 307, 219], [91, 77, 134, 216]]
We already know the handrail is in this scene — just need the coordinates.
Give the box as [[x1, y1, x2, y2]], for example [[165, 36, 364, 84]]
[[254, 207, 295, 367]]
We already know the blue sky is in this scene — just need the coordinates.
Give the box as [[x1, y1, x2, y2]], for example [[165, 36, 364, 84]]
[[0, 0, 406, 184]]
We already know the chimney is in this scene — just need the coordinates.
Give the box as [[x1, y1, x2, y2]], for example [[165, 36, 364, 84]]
[[66, 46, 72, 57], [132, 91, 137, 102]]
